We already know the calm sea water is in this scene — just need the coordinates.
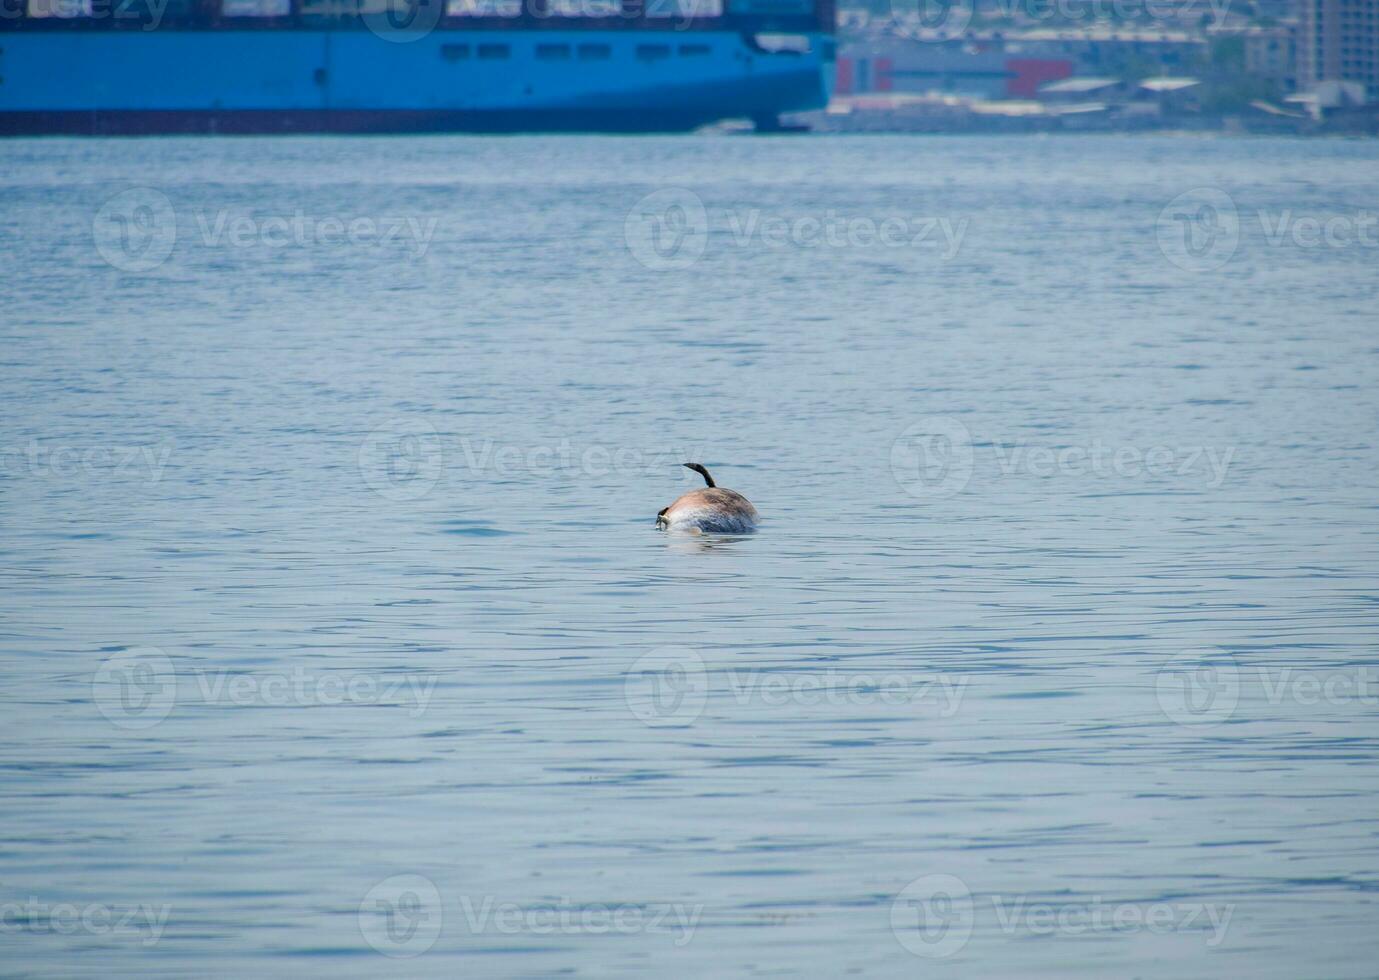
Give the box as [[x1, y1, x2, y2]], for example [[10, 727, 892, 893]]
[[2, 134, 1377, 977]]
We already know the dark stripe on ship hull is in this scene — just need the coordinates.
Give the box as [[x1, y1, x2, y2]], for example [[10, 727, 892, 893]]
[[0, 108, 714, 135], [0, 71, 827, 136]]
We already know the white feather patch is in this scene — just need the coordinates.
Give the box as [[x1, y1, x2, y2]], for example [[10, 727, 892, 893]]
[[662, 504, 757, 534]]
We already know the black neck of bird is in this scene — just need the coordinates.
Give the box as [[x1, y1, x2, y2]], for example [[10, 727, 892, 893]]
[[685, 463, 715, 488]]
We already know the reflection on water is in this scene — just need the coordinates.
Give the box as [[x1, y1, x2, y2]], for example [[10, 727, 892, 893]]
[[1, 134, 1378, 978], [661, 531, 758, 554]]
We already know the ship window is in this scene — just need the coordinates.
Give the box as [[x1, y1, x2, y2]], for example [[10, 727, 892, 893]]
[[441, 43, 470, 60], [536, 43, 572, 60], [678, 43, 711, 56], [578, 43, 612, 60], [447, 0, 521, 15], [636, 44, 672, 61], [478, 43, 511, 59]]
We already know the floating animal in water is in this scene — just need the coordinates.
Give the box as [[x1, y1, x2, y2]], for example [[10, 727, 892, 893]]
[[656, 463, 758, 534]]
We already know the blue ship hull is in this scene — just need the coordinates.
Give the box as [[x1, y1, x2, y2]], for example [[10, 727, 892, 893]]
[[0, 28, 833, 134]]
